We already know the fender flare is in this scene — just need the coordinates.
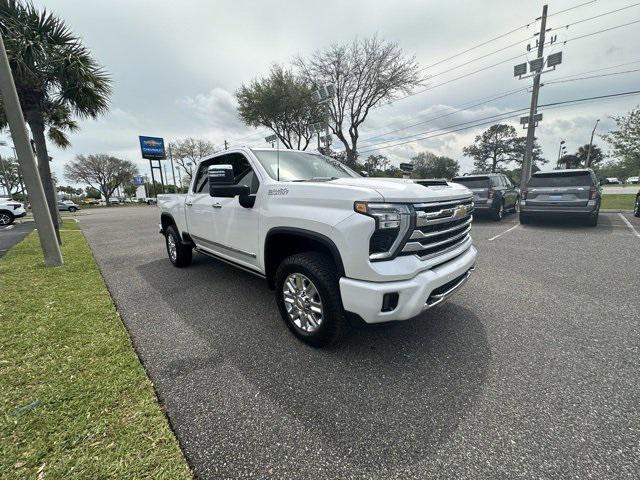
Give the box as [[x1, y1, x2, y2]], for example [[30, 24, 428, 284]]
[[264, 226, 345, 277]]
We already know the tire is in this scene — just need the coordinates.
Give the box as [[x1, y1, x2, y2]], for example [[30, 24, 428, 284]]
[[492, 201, 505, 221], [634, 197, 640, 217], [512, 197, 520, 213], [275, 252, 345, 347], [165, 225, 192, 268], [0, 210, 15, 226], [585, 211, 599, 227], [68, 206, 77, 213], [519, 213, 531, 224]]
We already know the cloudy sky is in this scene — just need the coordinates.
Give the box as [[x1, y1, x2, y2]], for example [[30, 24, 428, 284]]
[[13, 0, 640, 184]]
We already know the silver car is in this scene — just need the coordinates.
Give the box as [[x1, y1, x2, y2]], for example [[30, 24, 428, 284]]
[[57, 201, 80, 213], [520, 169, 600, 226]]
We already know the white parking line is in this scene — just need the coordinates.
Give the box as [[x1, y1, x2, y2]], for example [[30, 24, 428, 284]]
[[618, 213, 640, 239], [488, 223, 520, 241]]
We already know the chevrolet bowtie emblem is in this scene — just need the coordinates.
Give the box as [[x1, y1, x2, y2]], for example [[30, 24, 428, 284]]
[[453, 205, 467, 218]]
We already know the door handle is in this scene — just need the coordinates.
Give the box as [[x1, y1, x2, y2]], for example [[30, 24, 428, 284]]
[[212, 203, 222, 209], [185, 201, 193, 206]]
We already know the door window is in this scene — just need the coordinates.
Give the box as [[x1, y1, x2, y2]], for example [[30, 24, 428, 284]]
[[192, 153, 260, 194]]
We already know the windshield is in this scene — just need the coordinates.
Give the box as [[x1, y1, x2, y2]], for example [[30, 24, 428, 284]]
[[529, 171, 592, 187], [452, 177, 490, 189], [251, 149, 359, 181]]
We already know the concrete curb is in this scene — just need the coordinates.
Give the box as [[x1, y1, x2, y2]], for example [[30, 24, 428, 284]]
[[601, 209, 633, 213]]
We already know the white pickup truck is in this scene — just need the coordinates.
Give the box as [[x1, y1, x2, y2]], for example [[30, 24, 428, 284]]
[[158, 147, 476, 346]]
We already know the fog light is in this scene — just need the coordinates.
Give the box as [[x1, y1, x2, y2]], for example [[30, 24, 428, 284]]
[[381, 292, 399, 312]]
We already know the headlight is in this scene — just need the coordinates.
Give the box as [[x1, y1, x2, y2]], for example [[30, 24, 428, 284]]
[[354, 202, 412, 261]]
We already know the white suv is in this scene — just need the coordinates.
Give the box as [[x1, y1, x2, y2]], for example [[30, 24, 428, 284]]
[[0, 198, 26, 226], [158, 147, 477, 346]]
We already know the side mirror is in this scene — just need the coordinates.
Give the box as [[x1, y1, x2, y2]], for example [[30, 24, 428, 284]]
[[207, 164, 255, 208]]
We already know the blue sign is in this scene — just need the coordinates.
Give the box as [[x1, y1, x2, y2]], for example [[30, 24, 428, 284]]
[[133, 175, 145, 186], [139, 136, 165, 160]]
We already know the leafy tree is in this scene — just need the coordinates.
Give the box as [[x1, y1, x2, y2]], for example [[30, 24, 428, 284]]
[[559, 154, 581, 169], [601, 107, 640, 177], [123, 184, 137, 197], [56, 185, 82, 196], [0, 0, 111, 236], [410, 151, 460, 179], [64, 154, 137, 206], [509, 136, 546, 169], [463, 124, 518, 173], [0, 156, 20, 195], [575, 144, 604, 168], [84, 186, 101, 199], [236, 65, 321, 150], [168, 137, 217, 179], [295, 35, 424, 167], [361, 154, 390, 175]]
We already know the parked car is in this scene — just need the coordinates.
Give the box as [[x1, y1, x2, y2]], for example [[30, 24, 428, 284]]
[[520, 169, 601, 226], [0, 199, 27, 226], [634, 189, 640, 217], [604, 177, 622, 185], [158, 147, 477, 347], [57, 201, 80, 212], [83, 198, 100, 205], [627, 176, 639, 184], [450, 173, 519, 221]]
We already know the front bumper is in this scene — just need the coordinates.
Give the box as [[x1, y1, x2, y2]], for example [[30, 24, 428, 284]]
[[339, 245, 477, 323], [14, 208, 26, 218]]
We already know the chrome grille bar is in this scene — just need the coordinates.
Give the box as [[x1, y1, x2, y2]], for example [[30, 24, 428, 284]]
[[402, 224, 472, 253]]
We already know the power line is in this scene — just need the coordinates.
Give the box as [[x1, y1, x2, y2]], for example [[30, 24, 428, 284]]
[[359, 87, 528, 145], [563, 18, 640, 43], [548, 2, 640, 32], [547, 0, 598, 18], [543, 67, 640, 85], [357, 89, 640, 154]]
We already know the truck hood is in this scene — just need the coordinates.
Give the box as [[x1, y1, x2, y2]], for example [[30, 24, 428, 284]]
[[329, 177, 472, 203]]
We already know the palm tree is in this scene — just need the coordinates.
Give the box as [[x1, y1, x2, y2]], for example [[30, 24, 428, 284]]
[[0, 0, 111, 238]]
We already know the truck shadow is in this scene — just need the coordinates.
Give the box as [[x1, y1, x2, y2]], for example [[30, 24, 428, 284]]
[[137, 254, 490, 472]]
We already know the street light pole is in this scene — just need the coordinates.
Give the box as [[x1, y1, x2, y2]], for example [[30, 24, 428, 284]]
[[585, 119, 600, 168], [0, 33, 62, 266], [556, 140, 565, 166]]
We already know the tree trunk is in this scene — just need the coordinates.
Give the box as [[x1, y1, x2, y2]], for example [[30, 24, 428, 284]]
[[26, 110, 61, 244]]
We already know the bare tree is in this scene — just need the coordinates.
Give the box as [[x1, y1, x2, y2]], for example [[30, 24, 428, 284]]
[[64, 154, 137, 206], [295, 36, 424, 166], [168, 137, 218, 179]]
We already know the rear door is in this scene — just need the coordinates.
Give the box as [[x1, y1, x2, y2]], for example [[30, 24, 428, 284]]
[[452, 176, 491, 203], [527, 171, 592, 207]]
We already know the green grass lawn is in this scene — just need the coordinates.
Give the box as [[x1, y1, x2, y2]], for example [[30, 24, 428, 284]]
[[0, 221, 190, 479], [601, 194, 636, 210]]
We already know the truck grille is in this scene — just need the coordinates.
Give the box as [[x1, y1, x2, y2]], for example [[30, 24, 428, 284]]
[[400, 197, 474, 260]]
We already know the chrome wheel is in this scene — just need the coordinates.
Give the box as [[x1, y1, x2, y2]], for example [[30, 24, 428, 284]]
[[0, 213, 11, 225], [282, 273, 323, 333], [167, 234, 177, 262]]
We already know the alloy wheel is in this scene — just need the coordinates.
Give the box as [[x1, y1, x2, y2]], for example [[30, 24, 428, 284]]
[[0, 213, 11, 225], [167, 234, 177, 262], [282, 273, 323, 333]]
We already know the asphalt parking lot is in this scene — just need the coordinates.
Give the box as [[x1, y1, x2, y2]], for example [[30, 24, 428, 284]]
[[0, 221, 34, 257], [78, 207, 639, 479]]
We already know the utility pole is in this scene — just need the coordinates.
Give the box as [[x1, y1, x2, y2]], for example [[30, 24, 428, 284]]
[[520, 4, 548, 189], [585, 119, 600, 167], [0, 33, 62, 266], [224, 140, 228, 150]]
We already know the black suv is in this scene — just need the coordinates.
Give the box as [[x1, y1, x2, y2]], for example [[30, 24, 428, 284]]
[[451, 174, 519, 221]]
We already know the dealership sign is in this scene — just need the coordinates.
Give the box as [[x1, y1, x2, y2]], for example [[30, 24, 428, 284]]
[[133, 175, 145, 186], [139, 136, 166, 160]]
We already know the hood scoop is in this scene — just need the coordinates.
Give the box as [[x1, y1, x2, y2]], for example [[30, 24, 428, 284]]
[[414, 179, 449, 187]]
